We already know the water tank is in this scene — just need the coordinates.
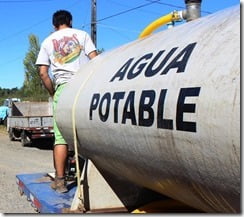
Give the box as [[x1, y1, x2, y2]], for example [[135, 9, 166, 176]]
[[56, 5, 240, 212]]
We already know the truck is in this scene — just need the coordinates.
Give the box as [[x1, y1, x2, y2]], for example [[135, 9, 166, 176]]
[[15, 2, 240, 214], [0, 98, 20, 125], [7, 100, 54, 146]]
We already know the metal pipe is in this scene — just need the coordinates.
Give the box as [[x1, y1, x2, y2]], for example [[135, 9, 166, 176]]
[[184, 0, 202, 21]]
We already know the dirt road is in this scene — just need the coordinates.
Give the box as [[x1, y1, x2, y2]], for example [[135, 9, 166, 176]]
[[0, 129, 53, 213]]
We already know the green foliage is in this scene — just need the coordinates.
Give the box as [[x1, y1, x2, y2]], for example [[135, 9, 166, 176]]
[[0, 87, 21, 105], [22, 34, 49, 101], [0, 34, 49, 103]]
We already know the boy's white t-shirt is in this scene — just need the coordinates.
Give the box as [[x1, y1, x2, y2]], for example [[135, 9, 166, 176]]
[[36, 28, 96, 86]]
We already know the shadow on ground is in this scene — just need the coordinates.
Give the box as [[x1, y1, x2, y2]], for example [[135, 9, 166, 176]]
[[24, 138, 54, 150]]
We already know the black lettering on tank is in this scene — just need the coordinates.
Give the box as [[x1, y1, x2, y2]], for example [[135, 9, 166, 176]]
[[161, 42, 197, 75], [109, 42, 197, 82], [122, 91, 137, 125], [89, 93, 100, 120], [176, 87, 201, 132], [127, 53, 153, 80], [110, 58, 134, 82], [145, 47, 178, 77], [99, 92, 111, 122], [112, 92, 125, 123], [139, 90, 155, 127], [157, 89, 173, 130]]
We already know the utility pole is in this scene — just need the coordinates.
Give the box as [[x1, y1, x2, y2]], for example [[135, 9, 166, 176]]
[[91, 0, 97, 47]]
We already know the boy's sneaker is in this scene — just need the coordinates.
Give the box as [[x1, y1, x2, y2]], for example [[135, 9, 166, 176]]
[[51, 176, 68, 193]]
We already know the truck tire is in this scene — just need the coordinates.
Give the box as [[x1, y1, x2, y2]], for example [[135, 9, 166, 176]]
[[8, 128, 15, 141], [9, 128, 21, 141], [21, 131, 31, 147]]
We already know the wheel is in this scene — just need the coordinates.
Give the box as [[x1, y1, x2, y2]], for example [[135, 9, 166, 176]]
[[9, 128, 21, 141], [21, 131, 31, 147], [8, 128, 15, 141]]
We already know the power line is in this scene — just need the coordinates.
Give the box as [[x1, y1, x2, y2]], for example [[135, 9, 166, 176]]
[[0, 0, 81, 67], [0, 17, 49, 43], [106, 0, 161, 15], [98, 23, 134, 41], [0, 0, 51, 2], [84, 0, 211, 29], [0, 0, 81, 44], [97, 0, 160, 22], [98, 23, 140, 34], [81, 0, 160, 28], [0, 56, 23, 67]]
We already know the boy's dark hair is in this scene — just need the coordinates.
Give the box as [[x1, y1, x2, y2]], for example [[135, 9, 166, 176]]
[[52, 10, 72, 28]]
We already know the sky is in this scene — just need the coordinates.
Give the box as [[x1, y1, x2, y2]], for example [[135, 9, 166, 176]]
[[0, 0, 240, 89]]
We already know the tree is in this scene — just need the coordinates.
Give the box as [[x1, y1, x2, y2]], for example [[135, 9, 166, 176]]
[[22, 34, 49, 101], [0, 87, 20, 105]]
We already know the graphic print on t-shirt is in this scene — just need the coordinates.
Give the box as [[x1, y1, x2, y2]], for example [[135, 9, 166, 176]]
[[52, 34, 83, 64]]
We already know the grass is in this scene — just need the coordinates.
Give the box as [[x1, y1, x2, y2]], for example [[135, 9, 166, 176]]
[[0, 125, 7, 134]]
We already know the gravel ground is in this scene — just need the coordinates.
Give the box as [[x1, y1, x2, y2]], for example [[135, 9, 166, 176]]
[[0, 128, 54, 214]]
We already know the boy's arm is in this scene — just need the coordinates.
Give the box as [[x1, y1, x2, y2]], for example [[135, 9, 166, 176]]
[[39, 65, 55, 97]]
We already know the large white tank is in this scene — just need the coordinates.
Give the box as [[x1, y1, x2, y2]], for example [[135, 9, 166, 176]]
[[56, 5, 240, 213]]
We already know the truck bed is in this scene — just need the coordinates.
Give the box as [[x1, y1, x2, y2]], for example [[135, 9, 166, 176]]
[[7, 101, 54, 143], [8, 101, 53, 128], [16, 173, 77, 213], [8, 116, 53, 129], [11, 101, 52, 117]]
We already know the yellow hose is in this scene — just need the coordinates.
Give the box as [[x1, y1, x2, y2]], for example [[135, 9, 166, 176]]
[[139, 11, 183, 39]]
